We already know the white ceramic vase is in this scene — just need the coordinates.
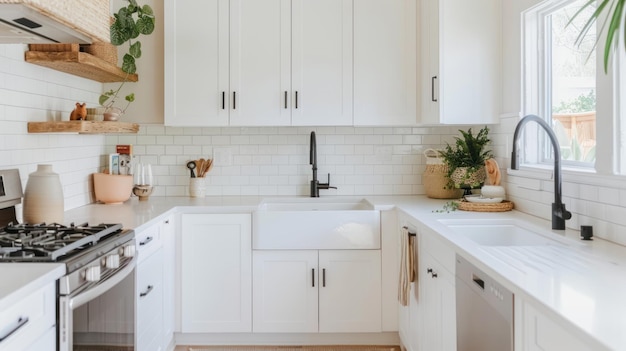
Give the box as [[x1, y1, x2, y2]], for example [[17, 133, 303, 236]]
[[23, 164, 64, 223]]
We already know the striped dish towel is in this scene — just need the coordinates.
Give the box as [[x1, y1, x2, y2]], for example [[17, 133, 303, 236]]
[[398, 226, 417, 306]]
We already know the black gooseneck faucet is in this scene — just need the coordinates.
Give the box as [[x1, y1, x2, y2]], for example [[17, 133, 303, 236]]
[[511, 115, 572, 230], [310, 131, 336, 197]]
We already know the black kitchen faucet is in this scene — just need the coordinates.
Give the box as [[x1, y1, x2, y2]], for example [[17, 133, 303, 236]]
[[309, 131, 336, 197], [511, 115, 572, 230]]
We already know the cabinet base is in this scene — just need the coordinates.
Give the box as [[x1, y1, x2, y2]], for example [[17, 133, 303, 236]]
[[174, 332, 400, 349]]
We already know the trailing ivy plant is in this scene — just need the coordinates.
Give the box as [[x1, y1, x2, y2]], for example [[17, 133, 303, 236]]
[[100, 0, 155, 113]]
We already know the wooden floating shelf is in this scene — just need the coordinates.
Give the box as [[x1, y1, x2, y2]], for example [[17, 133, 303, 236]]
[[28, 121, 139, 134], [25, 51, 138, 83]]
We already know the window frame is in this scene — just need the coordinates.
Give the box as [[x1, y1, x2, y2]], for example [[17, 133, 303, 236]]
[[520, 0, 621, 174]]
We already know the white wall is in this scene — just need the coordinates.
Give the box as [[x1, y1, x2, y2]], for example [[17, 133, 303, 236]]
[[0, 44, 106, 213]]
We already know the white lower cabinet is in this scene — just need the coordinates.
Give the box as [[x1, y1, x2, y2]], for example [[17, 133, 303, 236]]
[[180, 213, 252, 333], [136, 222, 164, 351], [516, 298, 600, 351], [419, 251, 455, 351], [0, 282, 56, 351], [253, 250, 381, 333], [419, 229, 456, 351], [397, 215, 456, 351], [136, 249, 164, 351]]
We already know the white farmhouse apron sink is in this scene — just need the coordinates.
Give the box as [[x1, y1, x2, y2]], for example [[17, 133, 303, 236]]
[[253, 197, 380, 250]]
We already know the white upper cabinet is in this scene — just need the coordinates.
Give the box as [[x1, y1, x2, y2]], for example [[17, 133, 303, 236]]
[[164, 0, 229, 126], [354, 0, 417, 126], [419, 0, 501, 125], [229, 0, 290, 126], [165, 0, 353, 127], [291, 0, 353, 126]]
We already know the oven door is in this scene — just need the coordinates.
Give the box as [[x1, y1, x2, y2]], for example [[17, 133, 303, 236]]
[[58, 255, 137, 351]]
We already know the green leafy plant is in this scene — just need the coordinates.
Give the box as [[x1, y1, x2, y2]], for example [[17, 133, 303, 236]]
[[100, 0, 155, 113], [552, 90, 596, 113], [438, 127, 493, 189], [569, 0, 625, 73], [432, 201, 459, 213]]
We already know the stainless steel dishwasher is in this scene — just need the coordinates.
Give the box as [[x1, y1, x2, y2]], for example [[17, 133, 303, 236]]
[[456, 254, 514, 351]]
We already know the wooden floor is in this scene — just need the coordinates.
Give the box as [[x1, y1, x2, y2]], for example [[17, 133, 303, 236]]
[[176, 346, 401, 351]]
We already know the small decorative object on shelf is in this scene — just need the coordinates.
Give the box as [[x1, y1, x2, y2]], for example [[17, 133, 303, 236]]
[[69, 102, 87, 121], [133, 163, 154, 201]]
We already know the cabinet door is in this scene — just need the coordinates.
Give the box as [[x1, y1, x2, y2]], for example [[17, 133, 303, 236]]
[[164, 0, 229, 126], [354, 0, 417, 126], [291, 0, 353, 126], [420, 252, 456, 351], [230, 0, 291, 126], [181, 213, 252, 332], [253, 250, 318, 332], [318, 250, 382, 332], [420, 0, 500, 125], [519, 301, 596, 351], [160, 216, 175, 348], [137, 249, 164, 351]]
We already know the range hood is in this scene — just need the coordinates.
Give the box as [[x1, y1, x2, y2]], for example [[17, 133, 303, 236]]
[[0, 4, 92, 44]]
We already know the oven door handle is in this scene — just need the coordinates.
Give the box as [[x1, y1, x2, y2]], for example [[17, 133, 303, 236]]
[[68, 255, 137, 310]]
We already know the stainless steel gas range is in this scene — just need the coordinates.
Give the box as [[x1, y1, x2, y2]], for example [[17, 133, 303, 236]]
[[0, 169, 137, 351]]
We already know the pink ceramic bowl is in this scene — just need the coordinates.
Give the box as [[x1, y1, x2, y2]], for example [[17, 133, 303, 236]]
[[93, 173, 133, 204]]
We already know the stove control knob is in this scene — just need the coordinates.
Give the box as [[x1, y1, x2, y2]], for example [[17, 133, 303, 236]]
[[106, 254, 120, 269], [123, 244, 136, 258], [85, 265, 101, 282]]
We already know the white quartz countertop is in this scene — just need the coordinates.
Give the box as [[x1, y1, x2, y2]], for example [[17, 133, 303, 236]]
[[0, 263, 65, 311], [2, 195, 626, 350]]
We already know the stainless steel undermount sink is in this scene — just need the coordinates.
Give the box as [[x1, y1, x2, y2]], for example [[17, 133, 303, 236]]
[[437, 218, 576, 247], [253, 197, 380, 250]]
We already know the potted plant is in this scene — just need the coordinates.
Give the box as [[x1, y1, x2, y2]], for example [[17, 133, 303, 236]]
[[438, 126, 494, 193], [571, 0, 625, 73], [100, 0, 155, 120]]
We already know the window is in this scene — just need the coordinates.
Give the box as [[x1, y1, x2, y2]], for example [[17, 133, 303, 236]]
[[522, 0, 626, 176], [523, 0, 597, 169]]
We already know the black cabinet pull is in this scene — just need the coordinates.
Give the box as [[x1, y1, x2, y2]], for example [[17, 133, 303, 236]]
[[139, 236, 153, 246], [312, 268, 315, 287], [140, 285, 154, 297], [233, 91, 237, 109], [322, 268, 326, 287], [284, 91, 288, 109], [0, 316, 28, 342], [431, 76, 438, 102], [295, 91, 299, 109], [222, 91, 225, 110]]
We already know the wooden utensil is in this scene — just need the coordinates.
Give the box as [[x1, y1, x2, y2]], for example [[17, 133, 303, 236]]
[[196, 159, 205, 177]]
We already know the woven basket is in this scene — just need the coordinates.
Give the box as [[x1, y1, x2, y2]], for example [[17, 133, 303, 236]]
[[82, 42, 118, 65], [422, 149, 462, 199], [457, 199, 514, 212], [423, 164, 463, 199]]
